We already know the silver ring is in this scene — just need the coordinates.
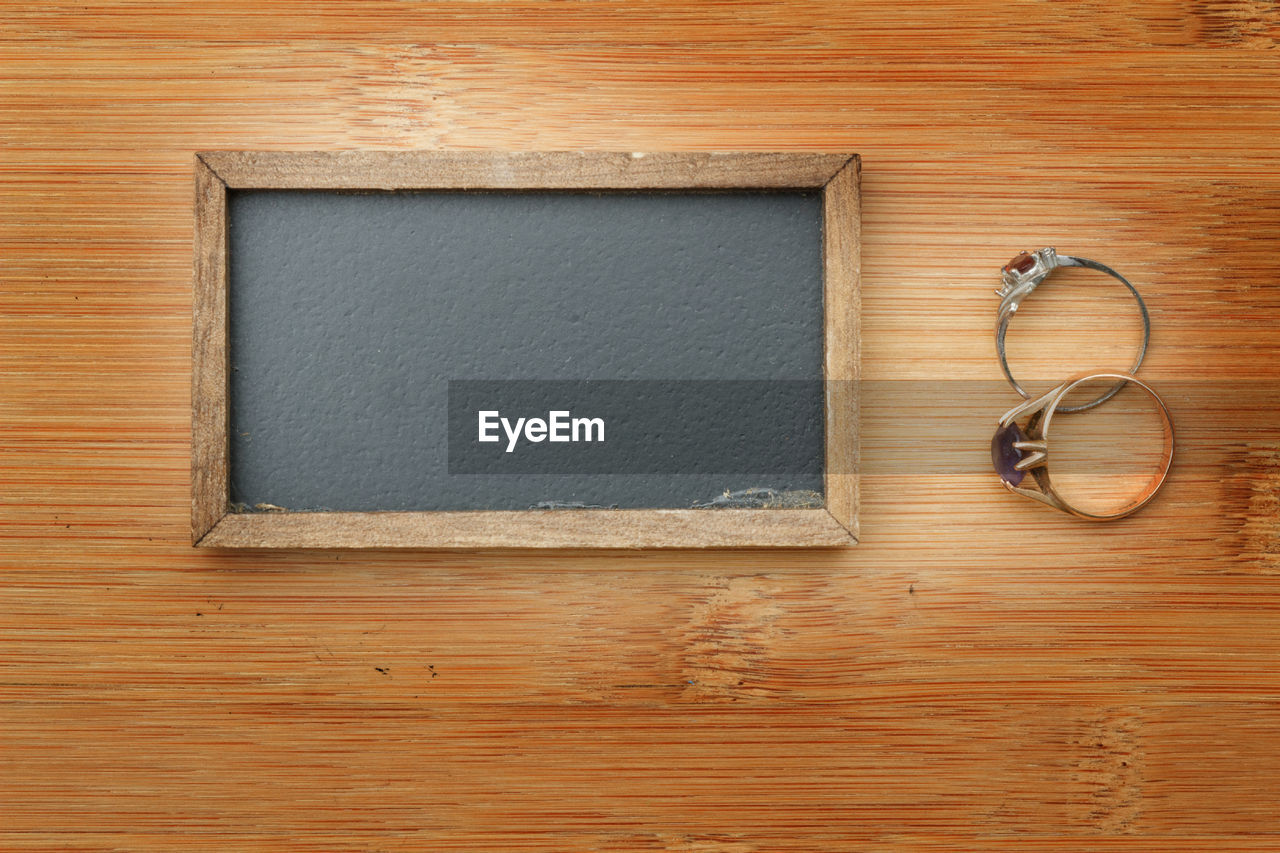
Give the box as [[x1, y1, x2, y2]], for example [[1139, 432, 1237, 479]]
[[995, 247, 1150, 413]]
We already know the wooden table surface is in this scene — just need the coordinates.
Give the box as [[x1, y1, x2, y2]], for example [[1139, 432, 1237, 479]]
[[4, 2, 1280, 849]]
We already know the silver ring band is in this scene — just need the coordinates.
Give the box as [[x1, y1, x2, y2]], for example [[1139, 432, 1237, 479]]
[[995, 248, 1150, 413]]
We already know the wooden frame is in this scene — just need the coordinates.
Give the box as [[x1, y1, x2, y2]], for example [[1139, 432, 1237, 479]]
[[192, 151, 859, 549]]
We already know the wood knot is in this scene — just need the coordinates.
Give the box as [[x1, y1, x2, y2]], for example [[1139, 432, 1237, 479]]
[[679, 576, 783, 703], [1222, 442, 1280, 573], [1070, 712, 1143, 833]]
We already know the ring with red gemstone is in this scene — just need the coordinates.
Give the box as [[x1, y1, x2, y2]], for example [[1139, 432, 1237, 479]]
[[997, 248, 1151, 413], [992, 372, 1174, 520]]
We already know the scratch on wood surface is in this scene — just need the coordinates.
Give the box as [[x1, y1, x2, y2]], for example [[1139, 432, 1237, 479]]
[[680, 577, 783, 703], [1222, 442, 1280, 573], [1070, 712, 1144, 833]]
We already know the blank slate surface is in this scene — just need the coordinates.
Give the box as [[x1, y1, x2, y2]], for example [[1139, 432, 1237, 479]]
[[227, 189, 824, 512]]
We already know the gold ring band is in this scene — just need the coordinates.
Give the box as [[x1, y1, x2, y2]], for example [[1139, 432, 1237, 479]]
[[991, 372, 1174, 520]]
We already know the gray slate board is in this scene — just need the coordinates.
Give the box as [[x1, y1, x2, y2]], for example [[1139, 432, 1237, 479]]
[[227, 189, 824, 511]]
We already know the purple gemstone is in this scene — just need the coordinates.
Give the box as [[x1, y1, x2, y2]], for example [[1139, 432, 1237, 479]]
[[991, 422, 1026, 486]]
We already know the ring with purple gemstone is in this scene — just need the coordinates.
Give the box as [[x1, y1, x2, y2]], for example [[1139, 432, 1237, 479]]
[[997, 248, 1150, 413], [992, 372, 1174, 520]]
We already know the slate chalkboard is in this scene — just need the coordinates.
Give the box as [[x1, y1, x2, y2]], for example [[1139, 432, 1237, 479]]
[[227, 189, 824, 513], [192, 152, 859, 548]]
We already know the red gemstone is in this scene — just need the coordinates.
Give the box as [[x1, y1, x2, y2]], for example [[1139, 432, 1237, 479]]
[[991, 422, 1026, 486], [1004, 252, 1037, 275]]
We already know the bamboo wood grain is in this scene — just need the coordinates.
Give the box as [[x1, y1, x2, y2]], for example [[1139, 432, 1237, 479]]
[[192, 150, 858, 549], [4, 1, 1280, 849]]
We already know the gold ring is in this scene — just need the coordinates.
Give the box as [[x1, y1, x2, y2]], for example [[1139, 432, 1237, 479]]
[[991, 372, 1174, 520]]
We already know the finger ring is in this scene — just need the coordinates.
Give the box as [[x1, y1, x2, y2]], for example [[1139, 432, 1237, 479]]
[[996, 248, 1150, 413], [991, 372, 1174, 520]]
